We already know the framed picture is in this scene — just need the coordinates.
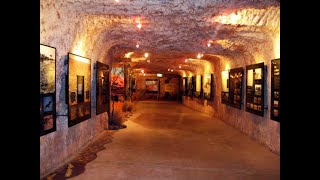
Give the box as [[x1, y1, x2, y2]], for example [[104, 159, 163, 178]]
[[146, 79, 159, 93], [40, 44, 56, 136], [203, 74, 214, 101], [67, 53, 91, 127], [111, 67, 125, 101], [246, 62, 265, 116], [271, 58, 280, 121], [221, 70, 229, 104], [96, 61, 109, 115], [228, 67, 243, 109]]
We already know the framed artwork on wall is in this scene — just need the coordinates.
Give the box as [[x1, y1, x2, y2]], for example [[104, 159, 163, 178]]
[[204, 73, 214, 101], [146, 79, 158, 93], [67, 53, 91, 127], [245, 62, 265, 116], [228, 67, 244, 109], [194, 75, 202, 98], [40, 44, 56, 136], [187, 77, 193, 96], [221, 70, 229, 104], [271, 58, 280, 122], [96, 61, 109, 115]]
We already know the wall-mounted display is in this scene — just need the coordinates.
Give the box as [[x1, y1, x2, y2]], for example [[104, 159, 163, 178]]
[[187, 77, 193, 96], [221, 70, 229, 104], [245, 62, 265, 116], [96, 61, 109, 115], [228, 68, 244, 109], [204, 73, 214, 101], [40, 44, 56, 136], [271, 59, 280, 121], [67, 53, 91, 127], [146, 79, 158, 93], [194, 75, 202, 98], [111, 67, 125, 101]]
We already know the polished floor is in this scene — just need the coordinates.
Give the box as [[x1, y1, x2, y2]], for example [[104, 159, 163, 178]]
[[70, 101, 280, 180]]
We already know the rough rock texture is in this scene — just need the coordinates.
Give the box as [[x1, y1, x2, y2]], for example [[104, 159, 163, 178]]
[[40, 0, 280, 176]]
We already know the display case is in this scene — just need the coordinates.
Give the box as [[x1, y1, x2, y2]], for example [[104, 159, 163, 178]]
[[245, 62, 265, 116], [40, 44, 56, 136], [228, 67, 244, 109], [271, 59, 280, 121], [221, 70, 229, 104], [204, 73, 214, 101], [67, 53, 91, 127], [96, 61, 109, 115]]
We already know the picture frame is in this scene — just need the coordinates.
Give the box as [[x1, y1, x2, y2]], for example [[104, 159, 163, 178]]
[[67, 53, 91, 127], [96, 61, 109, 115], [271, 58, 280, 121], [228, 67, 243, 109], [245, 62, 265, 116], [40, 44, 56, 136], [203, 73, 214, 101], [221, 70, 229, 104]]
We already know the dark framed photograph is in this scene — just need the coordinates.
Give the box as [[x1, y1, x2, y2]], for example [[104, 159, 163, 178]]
[[96, 61, 109, 115], [40, 44, 56, 136], [255, 84, 262, 96], [257, 105, 262, 111], [228, 67, 243, 109], [271, 58, 280, 121], [67, 53, 91, 127]]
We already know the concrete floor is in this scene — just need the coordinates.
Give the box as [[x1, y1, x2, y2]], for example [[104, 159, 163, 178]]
[[71, 101, 280, 180]]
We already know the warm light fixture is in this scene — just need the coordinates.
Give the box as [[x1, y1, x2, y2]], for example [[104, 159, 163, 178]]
[[197, 53, 201, 59], [147, 60, 150, 63], [207, 43, 211, 47], [141, 69, 144, 73], [124, 52, 134, 58], [185, 59, 188, 62], [137, 23, 142, 29], [202, 53, 204, 57], [168, 69, 170, 71], [144, 53, 149, 58], [115, 0, 119, 2], [136, 44, 139, 48], [143, 73, 146, 76], [171, 69, 173, 72], [70, 54, 90, 64], [179, 66, 181, 68]]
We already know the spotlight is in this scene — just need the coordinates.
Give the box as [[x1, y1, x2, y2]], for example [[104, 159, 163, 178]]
[[207, 43, 211, 47], [144, 53, 149, 58], [136, 44, 139, 48], [179, 66, 181, 68], [171, 69, 173, 72], [197, 53, 201, 59], [185, 59, 188, 62], [137, 23, 142, 29], [168, 69, 170, 71]]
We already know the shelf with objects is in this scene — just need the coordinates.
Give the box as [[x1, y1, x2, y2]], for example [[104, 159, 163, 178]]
[[271, 58, 280, 121], [66, 53, 92, 127], [40, 44, 56, 136], [245, 62, 265, 116], [228, 67, 244, 109]]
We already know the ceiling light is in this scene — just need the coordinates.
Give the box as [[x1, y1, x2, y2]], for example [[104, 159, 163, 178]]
[[168, 69, 170, 71], [115, 0, 119, 2], [143, 73, 146, 76], [144, 53, 149, 58], [137, 23, 142, 29], [179, 66, 181, 68], [171, 69, 173, 72], [207, 43, 211, 47], [197, 53, 201, 59], [185, 59, 188, 62], [136, 44, 139, 48], [147, 60, 150, 63], [141, 69, 144, 73], [201, 53, 204, 57]]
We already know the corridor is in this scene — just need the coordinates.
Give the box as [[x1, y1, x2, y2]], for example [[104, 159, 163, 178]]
[[69, 101, 279, 180]]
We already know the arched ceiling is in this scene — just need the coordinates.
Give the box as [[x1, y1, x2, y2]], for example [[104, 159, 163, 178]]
[[41, 0, 280, 76]]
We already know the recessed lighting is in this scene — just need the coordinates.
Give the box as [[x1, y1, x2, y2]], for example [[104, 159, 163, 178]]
[[197, 53, 201, 59], [168, 69, 170, 71], [171, 69, 173, 72], [179, 66, 181, 68], [207, 43, 211, 47], [143, 73, 146, 76], [185, 59, 188, 62], [144, 53, 149, 58], [115, 0, 119, 2], [136, 44, 139, 48]]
